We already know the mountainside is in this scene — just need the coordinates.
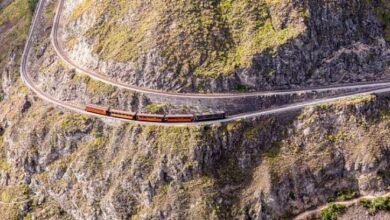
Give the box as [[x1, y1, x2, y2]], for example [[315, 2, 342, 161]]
[[63, 0, 390, 92], [0, 0, 390, 219]]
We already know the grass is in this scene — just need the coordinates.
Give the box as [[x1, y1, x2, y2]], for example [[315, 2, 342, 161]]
[[65, 0, 390, 82], [361, 196, 390, 215], [328, 189, 358, 202], [0, 184, 31, 219], [319, 95, 375, 109], [327, 131, 346, 143], [336, 190, 358, 201], [380, 110, 390, 119], [0, 0, 32, 67], [68, 0, 305, 78], [85, 76, 115, 94], [60, 113, 89, 129], [264, 142, 282, 165], [320, 203, 346, 220], [71, 74, 115, 94], [151, 126, 194, 153], [0, 0, 30, 22], [145, 103, 165, 113], [0, 159, 12, 171]]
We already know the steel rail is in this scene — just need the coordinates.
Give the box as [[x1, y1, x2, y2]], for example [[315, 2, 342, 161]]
[[51, 0, 390, 99], [21, 0, 390, 127]]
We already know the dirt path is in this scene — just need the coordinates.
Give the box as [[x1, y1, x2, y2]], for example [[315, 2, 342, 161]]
[[294, 192, 390, 220]]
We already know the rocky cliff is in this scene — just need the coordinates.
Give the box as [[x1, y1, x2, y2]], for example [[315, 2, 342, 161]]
[[1, 0, 390, 220], [63, 0, 390, 92]]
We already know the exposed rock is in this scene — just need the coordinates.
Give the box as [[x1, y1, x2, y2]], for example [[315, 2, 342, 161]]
[[1, 0, 390, 219], [62, 0, 390, 92]]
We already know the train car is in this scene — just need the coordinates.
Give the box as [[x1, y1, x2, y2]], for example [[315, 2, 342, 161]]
[[194, 111, 226, 122], [164, 114, 194, 122], [137, 113, 165, 122], [110, 109, 136, 120], [85, 104, 110, 115]]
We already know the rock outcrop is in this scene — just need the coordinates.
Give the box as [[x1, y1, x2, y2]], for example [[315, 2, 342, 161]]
[[63, 0, 390, 92], [1, 0, 390, 219]]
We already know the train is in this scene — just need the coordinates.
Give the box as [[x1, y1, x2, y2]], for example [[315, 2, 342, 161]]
[[85, 104, 226, 123]]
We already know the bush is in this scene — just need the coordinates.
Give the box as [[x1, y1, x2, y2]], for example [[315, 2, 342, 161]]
[[234, 84, 252, 92], [28, 0, 38, 13], [361, 197, 390, 215], [145, 103, 165, 113], [335, 189, 358, 201], [320, 204, 346, 220]]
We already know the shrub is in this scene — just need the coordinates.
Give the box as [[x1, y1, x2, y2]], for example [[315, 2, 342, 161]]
[[320, 203, 346, 220], [28, 0, 38, 13], [335, 189, 358, 201], [361, 197, 390, 214]]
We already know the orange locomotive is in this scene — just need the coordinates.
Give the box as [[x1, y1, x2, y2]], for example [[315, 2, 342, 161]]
[[85, 104, 225, 123]]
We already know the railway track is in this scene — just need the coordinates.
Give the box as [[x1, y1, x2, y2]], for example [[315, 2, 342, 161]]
[[16, 0, 390, 217], [21, 0, 390, 126], [51, 0, 390, 99]]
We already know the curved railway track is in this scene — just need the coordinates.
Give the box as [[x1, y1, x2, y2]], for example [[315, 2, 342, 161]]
[[21, 0, 390, 126], [51, 0, 390, 99], [16, 0, 390, 217]]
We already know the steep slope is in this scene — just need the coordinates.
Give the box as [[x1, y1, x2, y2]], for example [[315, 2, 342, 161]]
[[62, 0, 390, 92], [2, 78, 390, 219], [1, 0, 390, 219], [0, 0, 74, 219]]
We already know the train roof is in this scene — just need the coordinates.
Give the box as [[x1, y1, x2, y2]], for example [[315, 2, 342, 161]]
[[110, 109, 136, 115], [137, 113, 165, 118], [195, 111, 225, 116], [165, 114, 194, 118]]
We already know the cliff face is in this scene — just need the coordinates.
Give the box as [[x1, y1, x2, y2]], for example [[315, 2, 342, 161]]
[[1, 78, 390, 219], [63, 0, 390, 92], [1, 0, 390, 219]]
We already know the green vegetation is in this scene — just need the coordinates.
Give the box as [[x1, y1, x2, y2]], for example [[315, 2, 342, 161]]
[[320, 203, 346, 220], [327, 131, 346, 143], [0, 159, 12, 171], [149, 126, 196, 153], [263, 68, 276, 79], [234, 84, 252, 92], [71, 74, 115, 94], [264, 142, 282, 165], [361, 196, 390, 214], [91, 135, 107, 148], [328, 189, 358, 202], [84, 76, 115, 94], [131, 215, 141, 220], [145, 103, 165, 113], [0, 184, 31, 219], [317, 103, 330, 110], [60, 113, 90, 129], [0, 0, 32, 67], [336, 190, 358, 201], [372, 0, 390, 41], [27, 0, 38, 13], [319, 95, 375, 110], [44, 0, 56, 17], [380, 109, 390, 119], [69, 0, 305, 78]]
